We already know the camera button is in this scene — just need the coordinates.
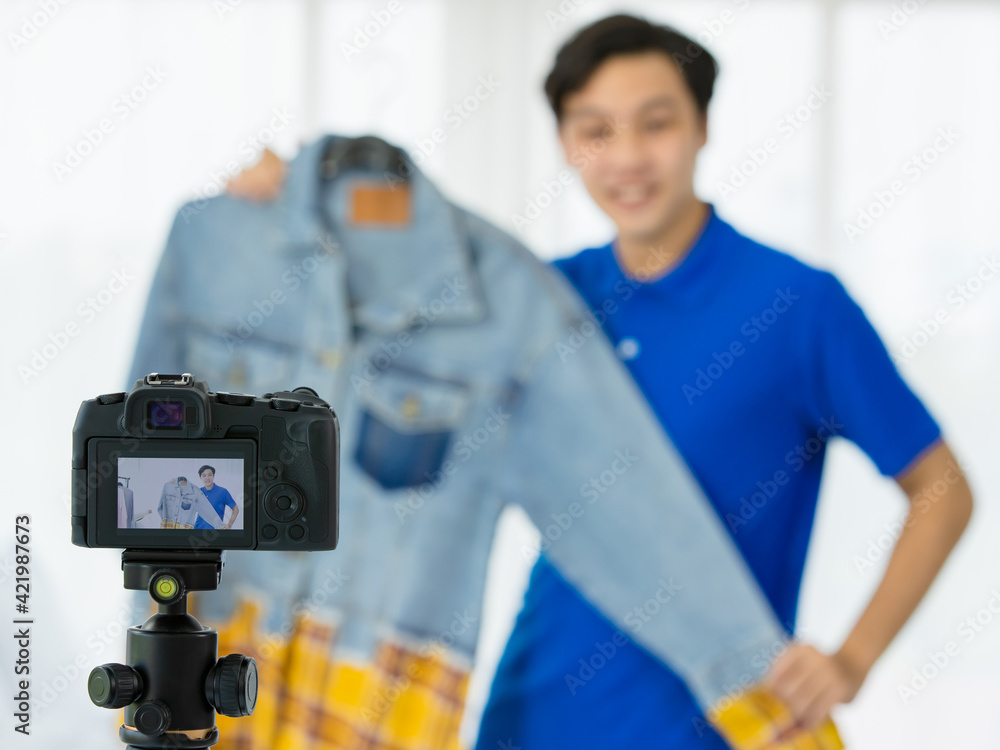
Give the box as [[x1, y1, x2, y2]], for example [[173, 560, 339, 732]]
[[289, 525, 305, 541], [217, 392, 255, 406], [262, 525, 278, 540], [263, 484, 304, 523]]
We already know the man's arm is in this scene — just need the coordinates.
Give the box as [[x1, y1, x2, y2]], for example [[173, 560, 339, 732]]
[[767, 439, 973, 728], [223, 490, 239, 530]]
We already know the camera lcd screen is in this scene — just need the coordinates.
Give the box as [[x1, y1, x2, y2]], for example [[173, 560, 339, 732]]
[[117, 457, 245, 532], [91, 438, 256, 549]]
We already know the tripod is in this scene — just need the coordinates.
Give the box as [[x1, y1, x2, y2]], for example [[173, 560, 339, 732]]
[[88, 550, 256, 749]]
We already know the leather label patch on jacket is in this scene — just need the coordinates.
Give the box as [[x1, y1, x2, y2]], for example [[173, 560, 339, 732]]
[[350, 182, 411, 227]]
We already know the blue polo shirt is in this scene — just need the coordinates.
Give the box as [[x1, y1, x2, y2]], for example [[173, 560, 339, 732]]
[[476, 203, 941, 748], [195, 484, 237, 530]]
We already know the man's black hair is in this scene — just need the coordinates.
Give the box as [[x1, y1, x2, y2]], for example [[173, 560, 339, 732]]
[[545, 14, 719, 122], [198, 465, 215, 476]]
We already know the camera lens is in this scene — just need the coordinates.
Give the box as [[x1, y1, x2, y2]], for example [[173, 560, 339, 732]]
[[147, 401, 184, 429]]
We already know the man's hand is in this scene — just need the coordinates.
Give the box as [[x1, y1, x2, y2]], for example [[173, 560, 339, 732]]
[[227, 148, 287, 202], [765, 441, 972, 732], [764, 643, 866, 730]]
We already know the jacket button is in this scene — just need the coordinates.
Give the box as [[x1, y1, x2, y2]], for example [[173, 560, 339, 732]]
[[320, 349, 341, 368], [400, 395, 421, 420]]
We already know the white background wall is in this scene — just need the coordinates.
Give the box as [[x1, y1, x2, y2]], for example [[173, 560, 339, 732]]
[[1, 0, 998, 747]]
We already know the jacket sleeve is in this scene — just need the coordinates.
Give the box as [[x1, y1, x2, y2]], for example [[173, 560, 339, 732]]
[[499, 288, 787, 710], [126, 212, 187, 390], [195, 489, 224, 529]]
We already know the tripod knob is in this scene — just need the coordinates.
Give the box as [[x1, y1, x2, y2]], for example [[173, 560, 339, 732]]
[[134, 700, 172, 735], [206, 654, 257, 717], [88, 663, 143, 709]]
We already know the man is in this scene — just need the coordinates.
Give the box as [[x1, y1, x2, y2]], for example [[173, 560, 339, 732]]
[[474, 14, 973, 748], [228, 13, 974, 747], [195, 464, 239, 531]]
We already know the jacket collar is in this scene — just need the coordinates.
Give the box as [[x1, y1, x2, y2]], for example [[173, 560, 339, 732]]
[[283, 134, 486, 333]]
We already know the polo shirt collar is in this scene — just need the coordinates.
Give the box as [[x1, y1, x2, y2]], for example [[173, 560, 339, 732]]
[[609, 202, 728, 306]]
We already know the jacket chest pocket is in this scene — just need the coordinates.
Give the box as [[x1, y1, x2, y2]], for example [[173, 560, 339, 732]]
[[354, 367, 472, 490]]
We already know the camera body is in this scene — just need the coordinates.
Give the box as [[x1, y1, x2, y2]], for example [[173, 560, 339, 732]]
[[72, 373, 339, 551]]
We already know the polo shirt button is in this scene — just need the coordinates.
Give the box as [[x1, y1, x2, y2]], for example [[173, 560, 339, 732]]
[[617, 337, 640, 361]]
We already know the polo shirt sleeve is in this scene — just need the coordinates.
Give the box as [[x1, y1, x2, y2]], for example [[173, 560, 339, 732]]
[[223, 488, 237, 509], [801, 271, 941, 477]]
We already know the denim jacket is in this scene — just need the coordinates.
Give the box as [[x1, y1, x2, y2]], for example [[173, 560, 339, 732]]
[[157, 478, 222, 529], [127, 135, 790, 718]]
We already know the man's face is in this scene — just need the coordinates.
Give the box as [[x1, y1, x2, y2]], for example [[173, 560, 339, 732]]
[[200, 469, 215, 489], [559, 51, 707, 244]]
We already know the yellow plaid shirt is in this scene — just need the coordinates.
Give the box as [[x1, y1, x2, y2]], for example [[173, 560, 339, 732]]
[[202, 596, 842, 750]]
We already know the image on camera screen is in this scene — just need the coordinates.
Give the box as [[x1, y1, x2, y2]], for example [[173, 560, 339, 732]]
[[117, 457, 245, 531]]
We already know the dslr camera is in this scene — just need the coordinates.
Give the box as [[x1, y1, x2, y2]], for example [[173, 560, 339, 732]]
[[72, 372, 339, 551], [71, 374, 339, 749]]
